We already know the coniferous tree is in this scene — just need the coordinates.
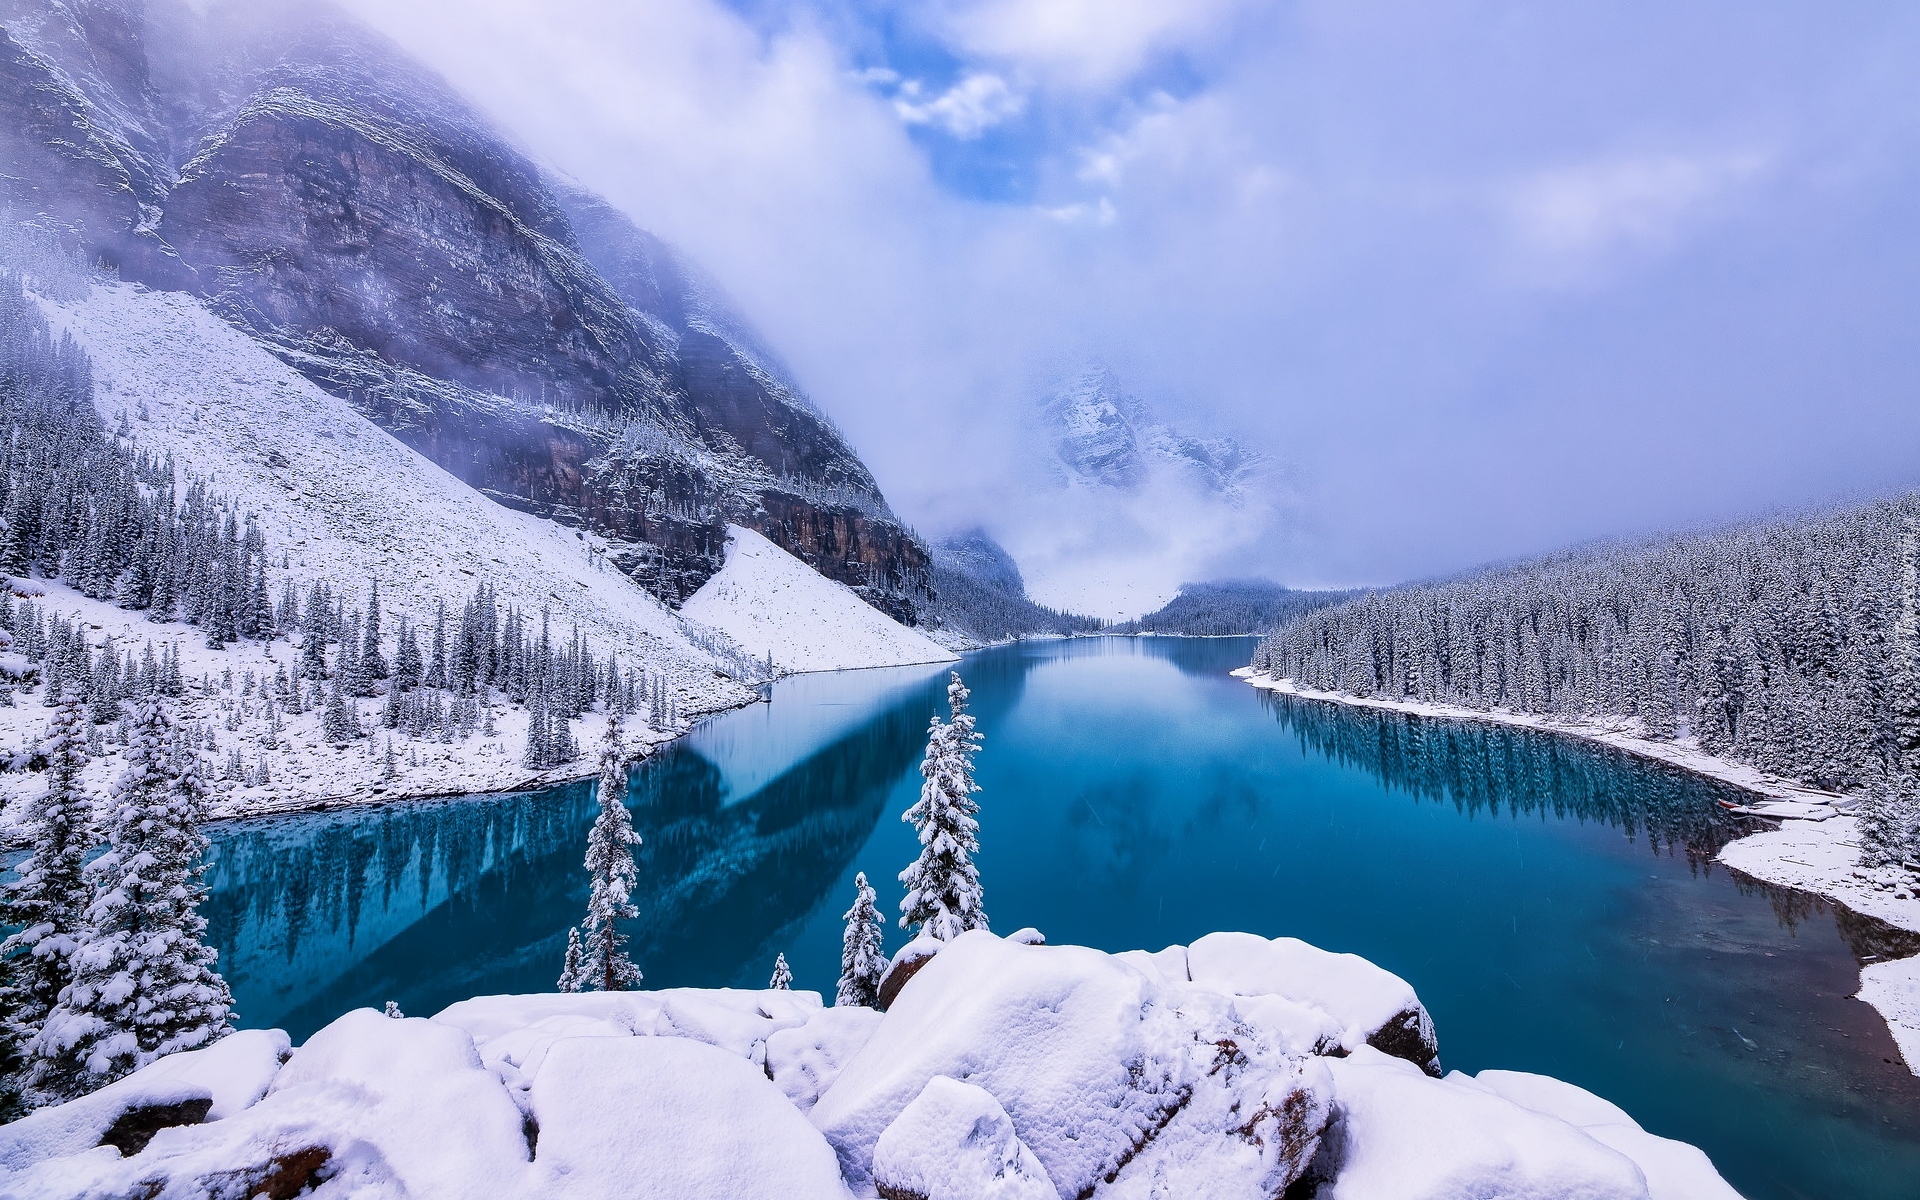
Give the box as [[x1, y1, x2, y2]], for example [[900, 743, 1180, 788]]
[[394, 616, 423, 691], [769, 953, 792, 990], [574, 717, 642, 991], [899, 673, 988, 940], [361, 581, 389, 682], [523, 687, 551, 768], [557, 927, 584, 993], [836, 872, 886, 1008], [1892, 526, 1920, 775], [0, 693, 92, 1111], [28, 700, 232, 1101], [1859, 764, 1920, 870]]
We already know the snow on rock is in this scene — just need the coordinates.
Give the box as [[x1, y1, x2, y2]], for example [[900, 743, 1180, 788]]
[[438, 988, 822, 1074], [1859, 957, 1920, 1076], [265, 1009, 531, 1191], [1186, 932, 1440, 1073], [0, 1070, 210, 1176], [527, 1035, 853, 1200], [877, 931, 945, 1010], [767, 1006, 886, 1113], [7, 932, 1740, 1200], [809, 930, 1332, 1199], [1464, 1071, 1742, 1200], [119, 1027, 292, 1121], [871, 1076, 1060, 1200], [1311, 1048, 1654, 1200], [2, 281, 760, 825], [682, 525, 957, 674]]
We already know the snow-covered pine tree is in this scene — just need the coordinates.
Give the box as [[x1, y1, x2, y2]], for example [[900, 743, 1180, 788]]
[[425, 600, 448, 690], [523, 687, 550, 768], [361, 580, 389, 682], [550, 707, 578, 763], [836, 872, 885, 1007], [28, 699, 232, 1101], [1859, 766, 1920, 870], [899, 672, 988, 940], [769, 953, 792, 990], [322, 684, 359, 745], [1892, 525, 1920, 775], [0, 693, 93, 1111], [394, 616, 423, 691], [575, 717, 643, 991], [557, 927, 584, 993]]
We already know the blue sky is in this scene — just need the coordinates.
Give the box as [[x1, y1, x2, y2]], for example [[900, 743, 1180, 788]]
[[346, 0, 1920, 597]]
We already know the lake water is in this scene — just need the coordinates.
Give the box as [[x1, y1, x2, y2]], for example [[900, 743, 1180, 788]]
[[199, 635, 1920, 1200]]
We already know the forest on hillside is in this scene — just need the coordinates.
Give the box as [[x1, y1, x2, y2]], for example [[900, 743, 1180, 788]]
[[1112, 580, 1351, 636], [1252, 497, 1920, 804]]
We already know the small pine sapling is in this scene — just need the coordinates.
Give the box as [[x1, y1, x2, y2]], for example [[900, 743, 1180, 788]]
[[557, 927, 584, 993], [769, 953, 793, 991], [836, 872, 886, 1008]]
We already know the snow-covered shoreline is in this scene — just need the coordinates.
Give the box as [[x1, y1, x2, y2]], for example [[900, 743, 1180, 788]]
[[1237, 671, 1849, 809], [1240, 671, 1920, 1075]]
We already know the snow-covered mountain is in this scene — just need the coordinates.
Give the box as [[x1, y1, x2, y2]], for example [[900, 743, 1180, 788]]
[[0, 0, 930, 621], [1041, 364, 1263, 501], [1007, 364, 1284, 621]]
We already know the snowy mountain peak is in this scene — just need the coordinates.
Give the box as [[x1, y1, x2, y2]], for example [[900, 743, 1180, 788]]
[[1040, 363, 1262, 500]]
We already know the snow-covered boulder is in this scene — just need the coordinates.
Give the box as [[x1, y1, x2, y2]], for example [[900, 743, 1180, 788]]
[[768, 1006, 887, 1112], [2, 1010, 524, 1199], [871, 1076, 1060, 1200], [810, 930, 1333, 1199], [877, 932, 944, 1010], [0, 1071, 211, 1174], [128, 1028, 292, 1121], [437, 987, 822, 1070], [1308, 1047, 1654, 1199], [1, 934, 1741, 1200], [1184, 932, 1441, 1075], [1465, 1071, 1743, 1200], [527, 1035, 852, 1199], [681, 525, 958, 673]]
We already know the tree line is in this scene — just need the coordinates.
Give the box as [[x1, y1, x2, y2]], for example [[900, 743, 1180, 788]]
[[1252, 496, 1920, 869]]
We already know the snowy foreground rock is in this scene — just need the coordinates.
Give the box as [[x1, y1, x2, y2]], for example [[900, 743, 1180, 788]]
[[0, 932, 1739, 1200]]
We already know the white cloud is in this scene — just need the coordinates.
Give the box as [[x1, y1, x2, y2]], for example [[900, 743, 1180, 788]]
[[891, 72, 1027, 138], [331, 0, 1920, 592], [930, 0, 1251, 88], [1506, 150, 1770, 271]]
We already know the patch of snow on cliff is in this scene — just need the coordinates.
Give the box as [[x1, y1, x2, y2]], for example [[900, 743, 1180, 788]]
[[681, 526, 956, 673]]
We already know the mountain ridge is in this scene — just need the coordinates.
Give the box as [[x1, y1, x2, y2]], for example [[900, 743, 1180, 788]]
[[0, 0, 931, 620]]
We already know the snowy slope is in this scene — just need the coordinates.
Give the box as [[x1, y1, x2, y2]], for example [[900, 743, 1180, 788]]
[[42, 282, 749, 703], [0, 281, 760, 822], [681, 527, 956, 673]]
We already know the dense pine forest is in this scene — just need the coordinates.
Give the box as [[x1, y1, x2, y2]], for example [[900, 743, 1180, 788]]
[[1252, 497, 1920, 807]]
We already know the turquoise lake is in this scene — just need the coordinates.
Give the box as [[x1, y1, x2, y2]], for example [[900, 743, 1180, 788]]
[[199, 636, 1920, 1200]]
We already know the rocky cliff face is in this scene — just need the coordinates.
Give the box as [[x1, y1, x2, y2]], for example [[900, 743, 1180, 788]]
[[0, 0, 930, 620]]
